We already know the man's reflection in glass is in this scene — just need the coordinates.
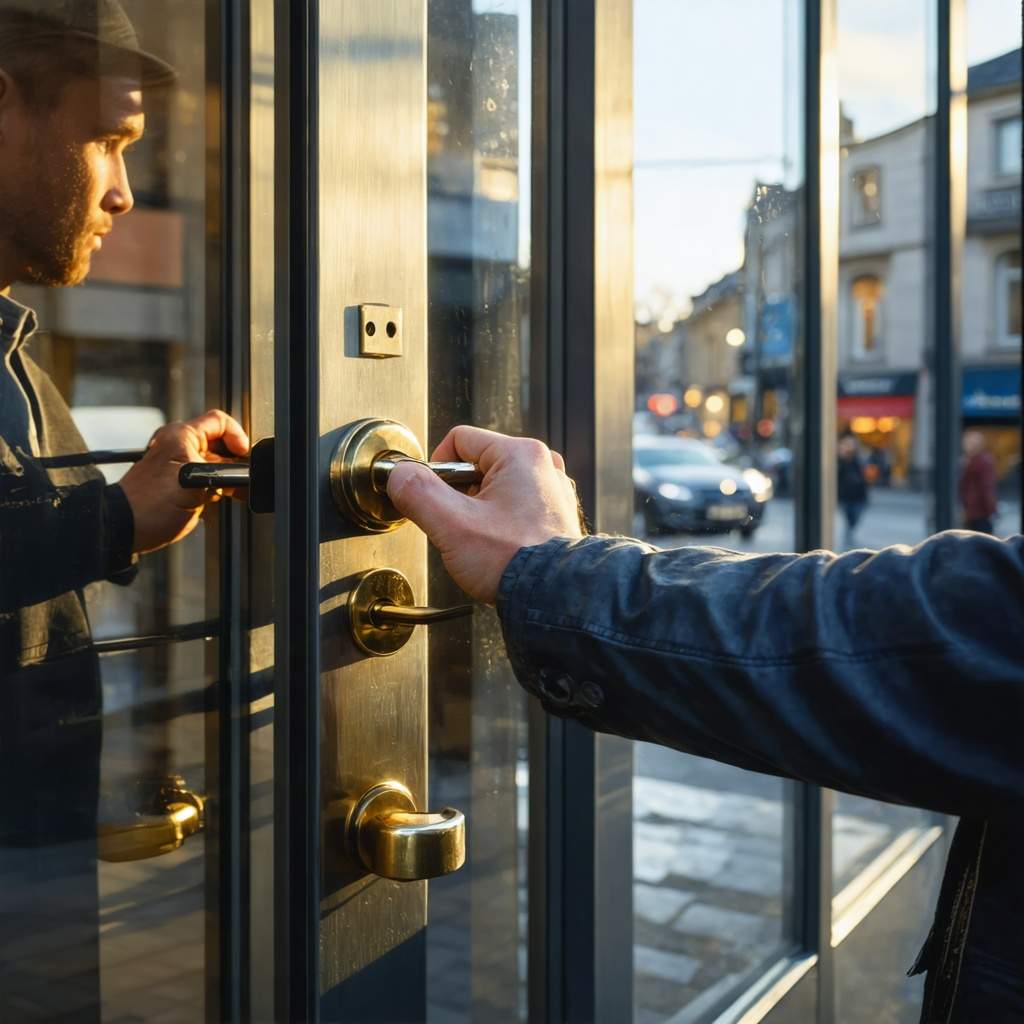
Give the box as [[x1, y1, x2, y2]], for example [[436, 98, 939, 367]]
[[0, 4, 230, 1017]]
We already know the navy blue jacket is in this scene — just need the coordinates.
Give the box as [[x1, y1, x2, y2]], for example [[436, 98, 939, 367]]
[[498, 532, 1024, 1022]]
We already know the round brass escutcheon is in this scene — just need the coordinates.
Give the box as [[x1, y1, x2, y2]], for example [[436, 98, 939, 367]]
[[348, 781, 466, 882], [347, 568, 416, 657], [330, 418, 425, 532]]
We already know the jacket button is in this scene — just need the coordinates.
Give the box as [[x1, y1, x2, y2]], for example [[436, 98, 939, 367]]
[[578, 681, 604, 709], [539, 673, 574, 704]]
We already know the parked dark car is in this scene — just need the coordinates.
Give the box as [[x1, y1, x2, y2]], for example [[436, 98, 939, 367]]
[[633, 436, 772, 537]]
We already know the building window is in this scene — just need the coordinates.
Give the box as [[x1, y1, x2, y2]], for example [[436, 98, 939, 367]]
[[851, 167, 881, 226], [995, 116, 1022, 177], [995, 251, 1021, 349], [851, 275, 884, 357]]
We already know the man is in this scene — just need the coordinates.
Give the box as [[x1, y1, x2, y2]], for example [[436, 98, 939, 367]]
[[959, 430, 999, 534], [388, 426, 1023, 1023], [0, 3, 246, 1016]]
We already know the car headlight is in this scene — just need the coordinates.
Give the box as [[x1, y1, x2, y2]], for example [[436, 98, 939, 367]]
[[742, 468, 773, 503], [657, 482, 694, 502]]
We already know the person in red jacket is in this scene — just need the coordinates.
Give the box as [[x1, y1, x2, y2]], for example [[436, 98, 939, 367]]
[[959, 430, 999, 534]]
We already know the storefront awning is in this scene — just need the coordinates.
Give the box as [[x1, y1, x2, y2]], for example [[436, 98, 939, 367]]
[[837, 394, 915, 419], [837, 372, 917, 420]]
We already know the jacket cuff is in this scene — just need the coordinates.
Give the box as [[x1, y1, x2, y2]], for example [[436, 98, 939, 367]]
[[104, 484, 139, 586], [496, 535, 615, 719]]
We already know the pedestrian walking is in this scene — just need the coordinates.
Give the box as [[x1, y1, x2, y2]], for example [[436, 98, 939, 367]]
[[837, 433, 869, 547], [959, 430, 999, 534]]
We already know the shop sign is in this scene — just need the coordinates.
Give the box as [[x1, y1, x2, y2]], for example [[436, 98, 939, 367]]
[[757, 297, 794, 363], [838, 373, 917, 397], [962, 366, 1021, 419]]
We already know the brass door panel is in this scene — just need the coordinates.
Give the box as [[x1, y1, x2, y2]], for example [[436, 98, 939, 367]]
[[315, 0, 434, 994]]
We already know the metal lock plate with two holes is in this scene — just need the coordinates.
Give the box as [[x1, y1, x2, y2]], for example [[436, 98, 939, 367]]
[[359, 304, 403, 358]]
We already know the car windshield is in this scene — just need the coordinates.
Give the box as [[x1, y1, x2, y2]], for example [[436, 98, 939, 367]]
[[635, 445, 721, 470]]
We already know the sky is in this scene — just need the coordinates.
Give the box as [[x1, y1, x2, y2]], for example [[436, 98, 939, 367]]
[[633, 0, 1023, 321]]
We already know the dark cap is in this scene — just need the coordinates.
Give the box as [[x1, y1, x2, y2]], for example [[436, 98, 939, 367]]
[[0, 0, 177, 87]]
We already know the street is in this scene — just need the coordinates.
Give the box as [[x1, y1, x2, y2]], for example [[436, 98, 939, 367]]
[[650, 490, 1021, 556]]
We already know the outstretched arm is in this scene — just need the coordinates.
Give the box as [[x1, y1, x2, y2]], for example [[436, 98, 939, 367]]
[[387, 426, 1024, 822]]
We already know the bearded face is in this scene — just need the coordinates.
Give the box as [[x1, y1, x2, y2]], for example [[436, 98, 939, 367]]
[[5, 131, 98, 287], [0, 73, 142, 289]]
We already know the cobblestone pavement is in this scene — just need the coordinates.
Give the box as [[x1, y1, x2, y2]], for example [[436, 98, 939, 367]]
[[632, 751, 936, 1022]]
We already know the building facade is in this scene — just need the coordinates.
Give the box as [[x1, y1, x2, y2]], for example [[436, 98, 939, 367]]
[[665, 49, 1021, 492]]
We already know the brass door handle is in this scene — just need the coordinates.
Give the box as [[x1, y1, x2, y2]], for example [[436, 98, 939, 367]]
[[348, 781, 466, 881], [348, 568, 471, 656], [331, 418, 481, 532], [98, 776, 205, 863]]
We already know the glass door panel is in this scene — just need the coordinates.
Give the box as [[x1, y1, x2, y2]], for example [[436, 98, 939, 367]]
[[0, 2, 226, 1020], [830, 7, 941, 1014], [631, 1, 804, 1018], [425, 1, 531, 1020]]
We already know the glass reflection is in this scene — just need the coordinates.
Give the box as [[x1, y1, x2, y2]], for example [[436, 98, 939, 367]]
[[632, 1, 802, 1017], [426, 1, 531, 1020], [830, 7, 941, 1017], [0, 2, 218, 1019]]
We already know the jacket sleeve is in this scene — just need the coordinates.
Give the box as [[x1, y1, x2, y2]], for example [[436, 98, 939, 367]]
[[0, 467, 137, 613], [496, 531, 1024, 822]]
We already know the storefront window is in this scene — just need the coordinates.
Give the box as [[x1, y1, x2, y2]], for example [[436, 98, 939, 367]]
[[850, 274, 884, 355]]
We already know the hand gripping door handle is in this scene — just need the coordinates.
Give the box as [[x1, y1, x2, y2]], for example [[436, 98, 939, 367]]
[[174, 426, 480, 525], [330, 418, 481, 532]]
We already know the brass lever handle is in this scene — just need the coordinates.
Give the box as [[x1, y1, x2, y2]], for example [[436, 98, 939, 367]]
[[370, 601, 473, 627], [97, 775, 205, 863], [348, 781, 466, 881], [370, 454, 480, 493], [176, 437, 274, 513], [178, 462, 250, 488], [349, 568, 472, 656]]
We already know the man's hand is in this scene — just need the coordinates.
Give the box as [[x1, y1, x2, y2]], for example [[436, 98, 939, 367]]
[[387, 426, 583, 604], [119, 410, 250, 554]]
